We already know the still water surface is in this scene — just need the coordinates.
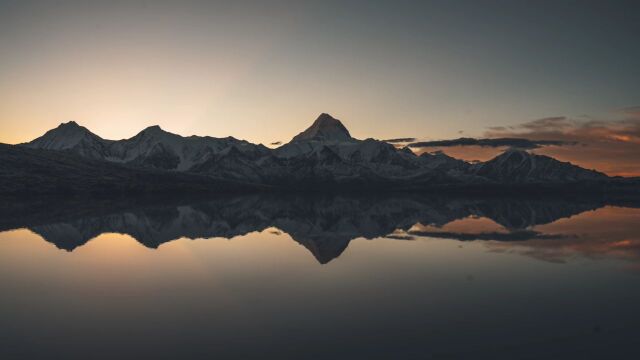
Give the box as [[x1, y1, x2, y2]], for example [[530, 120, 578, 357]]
[[1, 195, 639, 359]]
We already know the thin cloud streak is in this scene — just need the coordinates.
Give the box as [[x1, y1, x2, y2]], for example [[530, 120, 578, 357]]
[[407, 137, 575, 149], [383, 137, 417, 143]]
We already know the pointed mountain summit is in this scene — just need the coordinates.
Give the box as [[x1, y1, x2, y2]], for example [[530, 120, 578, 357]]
[[291, 113, 353, 143], [26, 121, 101, 148], [130, 125, 181, 142], [58, 120, 81, 129], [24, 121, 110, 159], [139, 125, 165, 134]]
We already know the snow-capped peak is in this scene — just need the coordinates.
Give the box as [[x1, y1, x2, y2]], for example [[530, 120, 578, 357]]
[[136, 125, 174, 137], [25, 121, 105, 150], [473, 147, 607, 182], [290, 113, 353, 143], [129, 125, 185, 145]]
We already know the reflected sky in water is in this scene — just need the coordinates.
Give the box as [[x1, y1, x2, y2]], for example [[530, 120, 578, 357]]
[[1, 196, 640, 359]]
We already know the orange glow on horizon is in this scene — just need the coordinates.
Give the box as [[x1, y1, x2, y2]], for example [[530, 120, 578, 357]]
[[415, 145, 640, 177]]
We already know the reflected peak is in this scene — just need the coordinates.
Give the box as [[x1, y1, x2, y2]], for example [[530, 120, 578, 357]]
[[0, 194, 629, 264]]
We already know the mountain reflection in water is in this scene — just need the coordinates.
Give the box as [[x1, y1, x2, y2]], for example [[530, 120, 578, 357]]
[[2, 194, 640, 359], [1, 194, 638, 264]]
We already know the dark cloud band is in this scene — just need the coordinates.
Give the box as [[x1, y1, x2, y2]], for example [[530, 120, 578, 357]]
[[382, 137, 417, 143], [407, 137, 574, 149], [408, 230, 567, 242]]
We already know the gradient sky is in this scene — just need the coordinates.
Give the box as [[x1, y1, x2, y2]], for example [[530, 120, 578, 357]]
[[1, 1, 639, 172]]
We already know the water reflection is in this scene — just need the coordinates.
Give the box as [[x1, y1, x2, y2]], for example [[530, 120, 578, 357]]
[[2, 195, 640, 359], [1, 194, 638, 264]]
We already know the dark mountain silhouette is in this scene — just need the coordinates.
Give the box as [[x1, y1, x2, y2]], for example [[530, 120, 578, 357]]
[[0, 143, 264, 195], [0, 194, 627, 264], [2, 113, 638, 195], [291, 113, 353, 142]]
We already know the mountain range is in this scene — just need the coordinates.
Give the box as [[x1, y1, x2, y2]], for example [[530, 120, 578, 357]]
[[1, 113, 637, 195], [0, 194, 625, 264]]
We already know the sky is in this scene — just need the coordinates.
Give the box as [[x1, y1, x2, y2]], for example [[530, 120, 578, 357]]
[[0, 0, 639, 174]]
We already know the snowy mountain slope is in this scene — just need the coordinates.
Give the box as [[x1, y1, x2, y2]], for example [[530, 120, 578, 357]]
[[106, 125, 270, 171], [471, 148, 607, 183], [25, 123, 270, 172], [0, 143, 261, 195], [417, 150, 470, 171], [271, 113, 431, 183], [24, 121, 113, 159]]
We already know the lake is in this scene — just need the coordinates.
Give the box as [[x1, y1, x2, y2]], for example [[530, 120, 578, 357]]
[[1, 195, 639, 359]]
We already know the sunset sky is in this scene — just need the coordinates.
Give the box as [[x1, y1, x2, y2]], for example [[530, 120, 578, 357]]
[[1, 0, 639, 175]]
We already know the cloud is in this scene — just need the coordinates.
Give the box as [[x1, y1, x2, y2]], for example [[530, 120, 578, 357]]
[[398, 109, 640, 176], [408, 230, 567, 242], [519, 116, 572, 132], [483, 114, 640, 176], [619, 106, 640, 117], [381, 107, 640, 176], [385, 234, 415, 240], [383, 137, 416, 143], [486, 114, 640, 144], [504, 118, 640, 145], [407, 137, 574, 149]]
